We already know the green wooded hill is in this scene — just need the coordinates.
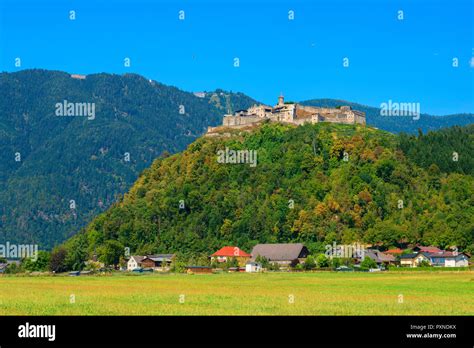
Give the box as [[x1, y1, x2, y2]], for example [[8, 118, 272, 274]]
[[1, 69, 473, 252], [63, 123, 474, 266], [0, 69, 257, 248]]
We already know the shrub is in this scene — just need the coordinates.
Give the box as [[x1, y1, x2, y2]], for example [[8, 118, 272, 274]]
[[331, 257, 341, 269], [419, 260, 431, 267], [360, 256, 377, 270], [316, 254, 329, 268], [49, 247, 68, 273], [303, 255, 316, 270]]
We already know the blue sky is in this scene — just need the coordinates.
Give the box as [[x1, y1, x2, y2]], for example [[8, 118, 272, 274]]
[[0, 0, 472, 115]]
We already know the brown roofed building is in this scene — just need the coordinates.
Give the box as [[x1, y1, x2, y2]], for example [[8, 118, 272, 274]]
[[141, 254, 175, 271], [359, 250, 398, 267], [251, 243, 309, 268]]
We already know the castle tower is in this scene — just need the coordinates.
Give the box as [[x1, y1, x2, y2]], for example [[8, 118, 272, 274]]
[[278, 93, 284, 106]]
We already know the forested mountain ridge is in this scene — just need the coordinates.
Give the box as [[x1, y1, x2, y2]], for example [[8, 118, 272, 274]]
[[1, 69, 472, 251], [62, 123, 474, 269], [0, 69, 257, 248], [204, 89, 256, 115], [398, 125, 474, 175]]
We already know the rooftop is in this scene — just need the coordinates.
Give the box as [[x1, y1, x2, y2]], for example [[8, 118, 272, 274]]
[[384, 248, 404, 254], [399, 253, 421, 259], [212, 246, 251, 257], [414, 246, 443, 253], [428, 252, 469, 259], [251, 243, 307, 261]]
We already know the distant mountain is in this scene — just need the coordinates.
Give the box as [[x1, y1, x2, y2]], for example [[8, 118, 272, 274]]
[[300, 99, 473, 134], [204, 89, 257, 115], [0, 69, 257, 249]]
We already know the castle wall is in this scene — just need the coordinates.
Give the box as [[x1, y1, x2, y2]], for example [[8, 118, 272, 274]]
[[216, 98, 366, 133], [297, 105, 320, 114], [312, 107, 339, 114], [223, 115, 260, 127], [322, 117, 354, 125], [353, 111, 366, 125]]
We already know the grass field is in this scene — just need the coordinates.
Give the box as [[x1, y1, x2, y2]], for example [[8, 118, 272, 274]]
[[1, 271, 473, 315]]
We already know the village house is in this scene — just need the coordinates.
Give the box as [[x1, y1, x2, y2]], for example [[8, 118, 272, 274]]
[[127, 254, 175, 271], [358, 250, 397, 268], [127, 255, 145, 271], [251, 243, 309, 268], [384, 248, 404, 256], [375, 250, 398, 266], [211, 246, 251, 266], [427, 252, 470, 267], [245, 261, 262, 273], [140, 254, 175, 271], [399, 253, 431, 267]]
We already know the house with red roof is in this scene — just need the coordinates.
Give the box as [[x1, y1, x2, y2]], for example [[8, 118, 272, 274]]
[[413, 246, 443, 253], [211, 246, 251, 266], [384, 248, 404, 255]]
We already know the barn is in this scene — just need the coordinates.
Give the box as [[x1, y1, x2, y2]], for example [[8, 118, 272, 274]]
[[250, 243, 309, 268]]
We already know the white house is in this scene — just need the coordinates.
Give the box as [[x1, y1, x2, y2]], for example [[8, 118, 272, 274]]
[[127, 255, 145, 271], [429, 252, 470, 267], [245, 262, 262, 273]]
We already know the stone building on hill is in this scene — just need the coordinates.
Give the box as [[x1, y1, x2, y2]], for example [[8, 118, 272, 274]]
[[208, 94, 366, 133]]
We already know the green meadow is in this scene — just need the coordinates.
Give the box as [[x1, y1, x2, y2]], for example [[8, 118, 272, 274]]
[[1, 271, 472, 315]]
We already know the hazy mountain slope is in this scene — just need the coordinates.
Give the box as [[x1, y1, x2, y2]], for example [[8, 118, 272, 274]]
[[0, 69, 257, 248], [300, 99, 474, 134]]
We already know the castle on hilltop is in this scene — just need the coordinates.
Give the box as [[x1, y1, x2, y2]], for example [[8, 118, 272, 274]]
[[208, 95, 366, 133]]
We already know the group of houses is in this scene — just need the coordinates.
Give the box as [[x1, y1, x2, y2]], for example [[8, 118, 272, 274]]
[[330, 245, 470, 269], [127, 243, 471, 273], [0, 243, 470, 276], [127, 243, 310, 273], [210, 243, 310, 272], [127, 254, 175, 271], [389, 246, 470, 268]]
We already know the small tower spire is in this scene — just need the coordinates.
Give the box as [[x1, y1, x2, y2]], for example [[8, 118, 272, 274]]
[[278, 92, 284, 106]]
